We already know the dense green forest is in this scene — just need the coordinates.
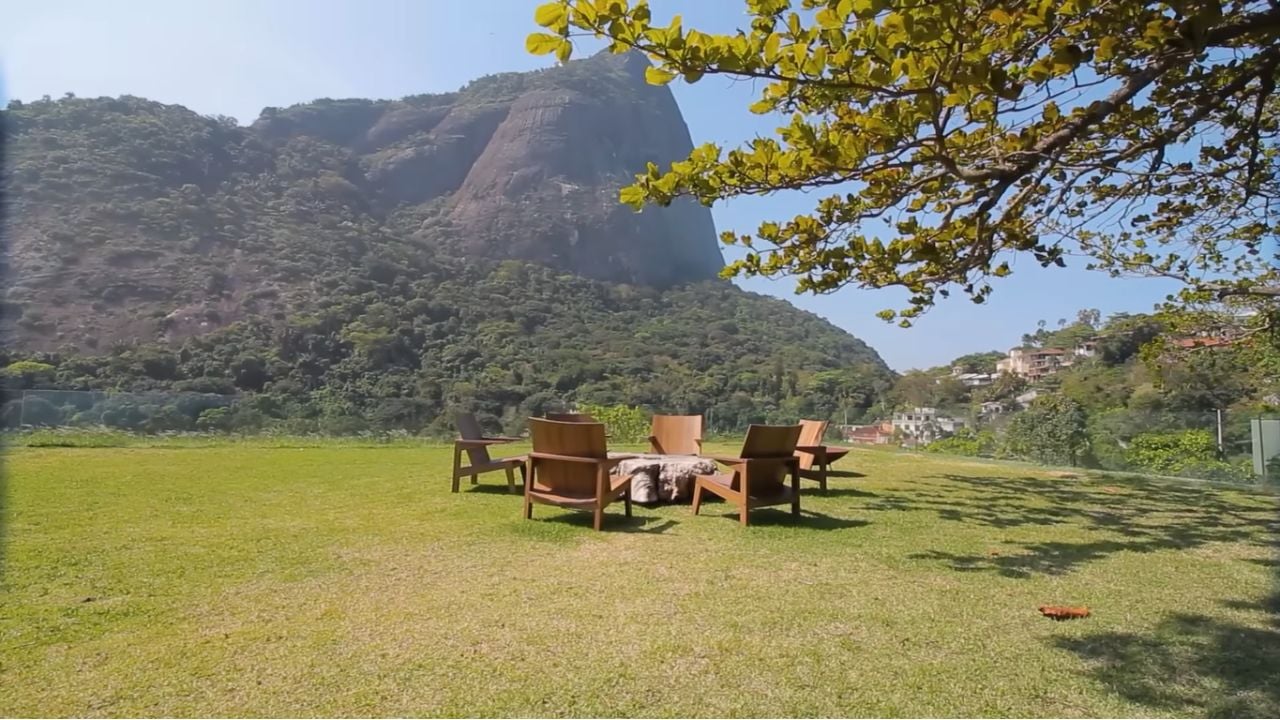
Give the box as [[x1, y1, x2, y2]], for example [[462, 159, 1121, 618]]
[[1, 77, 891, 435], [0, 266, 891, 435]]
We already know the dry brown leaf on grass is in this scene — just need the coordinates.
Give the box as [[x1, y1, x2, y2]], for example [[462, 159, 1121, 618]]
[[1038, 605, 1090, 620]]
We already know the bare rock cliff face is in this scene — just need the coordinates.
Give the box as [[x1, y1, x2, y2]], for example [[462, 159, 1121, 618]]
[[251, 50, 725, 286], [447, 52, 724, 285]]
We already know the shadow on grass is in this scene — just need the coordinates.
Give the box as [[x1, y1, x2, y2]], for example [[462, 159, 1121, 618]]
[[1047, 483, 1280, 716], [811, 487, 879, 498], [534, 512, 679, 534], [884, 473, 1277, 577], [1055, 611, 1280, 717], [463, 485, 523, 495], [695, 506, 870, 530]]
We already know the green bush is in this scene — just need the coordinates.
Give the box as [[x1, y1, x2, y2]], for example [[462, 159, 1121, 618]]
[[924, 428, 996, 457], [578, 403, 650, 444], [1125, 430, 1219, 474]]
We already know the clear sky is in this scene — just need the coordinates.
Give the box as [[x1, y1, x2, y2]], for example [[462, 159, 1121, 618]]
[[0, 0, 1178, 370]]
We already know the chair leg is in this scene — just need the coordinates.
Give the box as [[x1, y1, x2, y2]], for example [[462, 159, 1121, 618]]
[[451, 445, 462, 493], [505, 466, 516, 494], [593, 503, 605, 531], [471, 473, 478, 485], [819, 460, 828, 492], [624, 487, 632, 517], [692, 482, 703, 515], [791, 466, 802, 517], [739, 502, 750, 526], [523, 464, 534, 519]]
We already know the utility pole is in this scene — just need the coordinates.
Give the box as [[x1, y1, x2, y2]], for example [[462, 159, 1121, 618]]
[[1216, 409, 1225, 458]]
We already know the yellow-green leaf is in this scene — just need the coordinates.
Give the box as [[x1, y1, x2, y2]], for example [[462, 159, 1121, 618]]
[[525, 32, 562, 55], [533, 3, 567, 28], [555, 39, 573, 63], [1096, 36, 1117, 61], [645, 65, 677, 85], [619, 185, 646, 208], [763, 32, 781, 63], [816, 8, 843, 29], [989, 8, 1013, 24]]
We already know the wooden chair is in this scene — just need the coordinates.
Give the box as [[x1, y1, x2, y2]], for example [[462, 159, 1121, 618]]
[[451, 412, 526, 494], [648, 414, 703, 455], [525, 418, 635, 531], [692, 424, 802, 526], [795, 419, 852, 491], [546, 412, 597, 423]]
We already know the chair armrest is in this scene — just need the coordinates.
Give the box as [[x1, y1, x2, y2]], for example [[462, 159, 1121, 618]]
[[456, 438, 511, 447], [707, 455, 746, 466], [795, 445, 826, 453], [602, 455, 638, 470], [484, 436, 521, 443], [528, 452, 602, 464], [529, 452, 632, 466]]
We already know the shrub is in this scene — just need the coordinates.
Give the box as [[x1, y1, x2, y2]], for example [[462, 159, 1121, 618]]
[[577, 403, 649, 443], [924, 428, 996, 457], [1126, 430, 1219, 474], [1003, 395, 1088, 466], [1, 360, 56, 388]]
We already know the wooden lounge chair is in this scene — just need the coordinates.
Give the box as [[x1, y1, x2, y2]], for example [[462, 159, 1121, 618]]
[[795, 419, 852, 491], [692, 424, 803, 526], [546, 412, 597, 423], [451, 412, 526, 494], [648, 414, 703, 455], [525, 418, 635, 531]]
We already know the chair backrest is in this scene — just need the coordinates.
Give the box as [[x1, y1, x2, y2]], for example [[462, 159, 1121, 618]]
[[529, 418, 608, 498], [455, 412, 491, 465], [546, 412, 598, 423], [796, 419, 829, 470], [650, 414, 702, 455], [738, 424, 803, 495]]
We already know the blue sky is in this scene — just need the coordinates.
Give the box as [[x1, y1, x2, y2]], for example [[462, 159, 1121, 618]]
[[0, 0, 1178, 370]]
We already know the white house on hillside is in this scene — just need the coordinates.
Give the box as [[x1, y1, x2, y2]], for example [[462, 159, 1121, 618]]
[[892, 407, 966, 442]]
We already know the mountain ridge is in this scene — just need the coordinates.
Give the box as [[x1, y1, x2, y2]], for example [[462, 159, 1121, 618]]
[[2, 54, 893, 433]]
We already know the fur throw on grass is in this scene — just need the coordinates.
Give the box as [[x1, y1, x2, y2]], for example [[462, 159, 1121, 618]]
[[610, 453, 718, 504]]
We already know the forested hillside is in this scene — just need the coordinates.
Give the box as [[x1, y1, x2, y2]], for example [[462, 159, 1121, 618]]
[[1, 52, 892, 434], [884, 310, 1280, 481]]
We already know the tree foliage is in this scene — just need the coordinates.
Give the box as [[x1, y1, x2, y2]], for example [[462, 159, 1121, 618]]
[[531, 0, 1280, 324], [1004, 393, 1088, 464]]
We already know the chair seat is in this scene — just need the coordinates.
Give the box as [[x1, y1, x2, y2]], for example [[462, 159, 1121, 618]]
[[529, 475, 630, 508], [461, 456, 525, 474], [823, 446, 850, 462], [695, 473, 796, 507], [698, 473, 735, 489]]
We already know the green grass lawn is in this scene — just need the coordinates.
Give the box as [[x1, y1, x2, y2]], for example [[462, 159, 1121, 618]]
[[2, 442, 1277, 717]]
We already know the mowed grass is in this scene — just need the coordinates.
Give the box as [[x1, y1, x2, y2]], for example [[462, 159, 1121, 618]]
[[2, 443, 1277, 717]]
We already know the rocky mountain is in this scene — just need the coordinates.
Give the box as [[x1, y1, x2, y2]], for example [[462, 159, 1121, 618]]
[[1, 52, 891, 433]]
